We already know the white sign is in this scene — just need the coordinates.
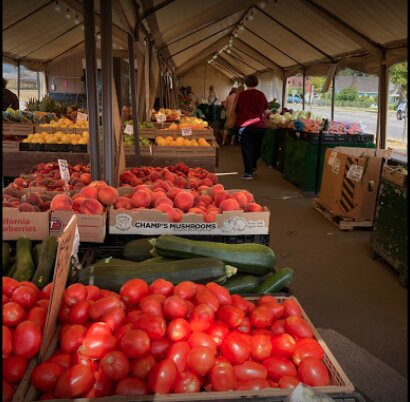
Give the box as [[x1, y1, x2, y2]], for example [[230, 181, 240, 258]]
[[58, 159, 70, 184], [155, 114, 167, 123], [71, 226, 80, 263], [124, 124, 134, 135], [332, 158, 340, 174], [346, 164, 364, 182], [76, 112, 88, 122], [181, 127, 192, 137], [328, 151, 338, 167]]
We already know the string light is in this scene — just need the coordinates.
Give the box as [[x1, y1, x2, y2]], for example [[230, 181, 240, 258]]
[[54, 1, 61, 12], [259, 1, 267, 8], [80, 25, 84, 30], [238, 25, 244, 31], [65, 8, 71, 19], [74, 15, 80, 25]]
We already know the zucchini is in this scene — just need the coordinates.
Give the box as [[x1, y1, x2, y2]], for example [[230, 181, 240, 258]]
[[13, 237, 35, 282], [257, 268, 294, 294], [224, 274, 263, 294], [2, 243, 11, 273], [154, 235, 275, 275], [78, 257, 237, 292], [122, 239, 156, 262], [33, 244, 42, 268], [31, 237, 58, 289], [7, 262, 17, 277]]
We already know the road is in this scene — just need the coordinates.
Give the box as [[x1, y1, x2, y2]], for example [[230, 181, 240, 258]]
[[290, 104, 407, 142]]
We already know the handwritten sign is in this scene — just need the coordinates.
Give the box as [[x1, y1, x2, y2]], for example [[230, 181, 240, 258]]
[[346, 164, 364, 182], [76, 112, 88, 122], [124, 124, 134, 135], [156, 114, 167, 123], [58, 159, 70, 184], [181, 127, 192, 137]]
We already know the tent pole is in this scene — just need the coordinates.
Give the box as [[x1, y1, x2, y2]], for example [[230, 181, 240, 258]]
[[377, 52, 388, 149], [331, 73, 336, 121], [100, 0, 114, 185], [281, 75, 286, 110], [17, 63, 21, 100], [302, 69, 306, 111], [128, 32, 140, 167], [83, 0, 100, 180]]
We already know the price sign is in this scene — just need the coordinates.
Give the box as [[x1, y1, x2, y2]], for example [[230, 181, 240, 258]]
[[181, 127, 192, 137], [58, 159, 70, 184], [124, 124, 134, 135], [156, 114, 167, 123], [346, 164, 364, 182], [76, 112, 88, 122], [71, 225, 80, 263]]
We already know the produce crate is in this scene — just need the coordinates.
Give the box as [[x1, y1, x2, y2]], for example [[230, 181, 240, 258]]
[[124, 144, 152, 156], [274, 128, 290, 172], [34, 125, 55, 133], [68, 144, 88, 153], [157, 127, 215, 140], [381, 165, 407, 187], [2, 122, 34, 136], [19, 142, 45, 151], [153, 143, 217, 158], [3, 140, 20, 152], [295, 131, 337, 144], [261, 127, 276, 167], [346, 134, 375, 144], [73, 127, 89, 134]]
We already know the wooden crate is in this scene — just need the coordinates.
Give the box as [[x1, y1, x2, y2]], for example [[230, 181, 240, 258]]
[[3, 123, 34, 136], [381, 165, 407, 187], [157, 127, 215, 140], [124, 145, 152, 156], [3, 140, 20, 152]]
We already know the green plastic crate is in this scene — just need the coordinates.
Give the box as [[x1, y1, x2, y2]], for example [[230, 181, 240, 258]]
[[261, 128, 277, 167]]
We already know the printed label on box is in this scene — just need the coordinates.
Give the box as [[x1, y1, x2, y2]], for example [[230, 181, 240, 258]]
[[58, 159, 70, 183], [332, 158, 340, 174], [328, 151, 338, 167], [346, 164, 364, 182], [181, 127, 192, 137], [124, 124, 134, 135]]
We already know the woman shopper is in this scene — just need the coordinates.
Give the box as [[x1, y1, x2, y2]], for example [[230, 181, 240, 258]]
[[222, 87, 239, 145], [235, 75, 270, 180]]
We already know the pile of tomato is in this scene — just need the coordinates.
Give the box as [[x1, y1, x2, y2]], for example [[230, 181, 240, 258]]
[[14, 279, 329, 400], [2, 278, 53, 402]]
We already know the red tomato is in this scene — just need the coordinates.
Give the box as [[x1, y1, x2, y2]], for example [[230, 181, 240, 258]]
[[47, 353, 72, 369], [264, 302, 285, 320], [188, 332, 217, 352], [167, 318, 191, 342], [245, 300, 256, 312], [84, 370, 114, 398], [3, 301, 25, 327], [120, 279, 149, 306], [285, 316, 313, 339], [298, 357, 330, 386], [17, 281, 40, 296], [100, 350, 130, 381], [125, 309, 143, 324], [26, 306, 47, 329], [119, 329, 150, 358], [147, 359, 177, 394], [257, 295, 278, 305], [292, 340, 324, 366], [12, 286, 38, 309], [58, 304, 70, 323], [163, 295, 188, 319], [3, 277, 19, 297], [89, 297, 124, 321], [235, 361, 267, 381], [278, 375, 300, 389], [85, 285, 102, 301], [167, 341, 191, 374], [2, 325, 12, 358], [150, 279, 173, 296], [2, 294, 9, 305], [101, 306, 125, 332], [206, 282, 232, 305], [100, 289, 121, 299], [82, 333, 117, 359], [86, 322, 112, 338], [63, 283, 87, 307], [173, 371, 201, 393], [237, 316, 252, 334], [210, 361, 236, 391], [68, 300, 90, 325], [185, 300, 195, 319], [115, 377, 148, 396], [216, 304, 244, 328], [73, 346, 99, 371], [3, 356, 28, 383], [282, 299, 301, 317], [263, 356, 297, 381], [187, 346, 215, 376], [194, 289, 220, 312], [40, 283, 53, 300], [250, 305, 275, 328], [235, 378, 271, 390], [131, 354, 156, 379], [271, 333, 297, 357], [31, 362, 65, 391], [150, 337, 172, 360], [173, 281, 197, 300], [133, 313, 166, 340], [251, 333, 272, 361], [231, 294, 251, 313], [37, 299, 49, 310], [206, 321, 229, 346], [189, 303, 214, 332], [139, 295, 164, 317], [270, 319, 286, 335], [60, 324, 87, 354], [55, 364, 95, 398], [114, 323, 134, 341], [220, 331, 251, 364], [13, 320, 42, 358], [2, 380, 15, 402]]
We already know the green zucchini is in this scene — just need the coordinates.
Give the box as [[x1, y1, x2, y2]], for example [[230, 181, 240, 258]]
[[154, 235, 275, 275], [33, 244, 42, 268], [224, 274, 263, 294], [257, 268, 294, 294], [31, 237, 58, 289], [2, 243, 11, 273], [13, 237, 35, 282], [78, 257, 237, 292], [7, 262, 17, 277], [122, 239, 156, 262]]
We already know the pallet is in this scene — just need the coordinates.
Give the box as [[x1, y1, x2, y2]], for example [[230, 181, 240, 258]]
[[313, 198, 373, 231]]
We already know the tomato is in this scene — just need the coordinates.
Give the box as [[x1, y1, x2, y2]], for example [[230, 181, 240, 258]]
[[282, 299, 301, 317], [263, 356, 297, 381], [167, 341, 191, 374], [194, 289, 220, 312], [257, 295, 278, 305], [100, 289, 121, 299], [285, 316, 313, 339], [163, 295, 188, 319], [114, 323, 134, 340], [100, 350, 130, 381], [83, 370, 114, 398], [185, 300, 195, 319], [251, 333, 272, 361], [278, 375, 300, 389], [3, 302, 25, 327], [31, 362, 65, 391], [82, 333, 117, 359], [150, 279, 173, 296], [2, 294, 9, 305], [216, 305, 244, 328], [245, 300, 256, 312], [210, 361, 236, 391], [120, 279, 149, 306], [86, 322, 112, 338], [26, 306, 47, 329], [270, 319, 286, 335], [47, 353, 72, 369], [173, 371, 201, 393], [231, 294, 250, 312], [220, 331, 251, 364], [250, 305, 275, 328], [12, 286, 38, 309], [2, 380, 15, 402], [167, 318, 191, 341], [264, 302, 285, 320], [60, 324, 87, 354], [133, 313, 166, 340], [119, 329, 150, 358], [235, 378, 271, 390], [173, 281, 197, 300], [115, 377, 148, 396], [68, 300, 90, 325], [147, 359, 177, 394], [125, 309, 143, 324], [55, 364, 95, 398], [187, 346, 215, 376], [206, 282, 232, 305], [37, 299, 49, 310], [101, 306, 125, 332], [189, 303, 214, 332], [63, 283, 87, 307], [40, 283, 53, 300], [72, 347, 99, 371], [206, 321, 229, 346], [13, 320, 42, 358], [85, 285, 102, 301], [271, 333, 297, 357], [150, 337, 172, 360], [3, 356, 28, 383], [292, 340, 324, 366], [237, 316, 252, 334], [3, 277, 19, 297], [298, 357, 330, 386], [2, 326, 12, 358], [89, 297, 124, 321], [188, 332, 217, 353], [140, 295, 164, 317], [17, 281, 40, 295], [233, 361, 267, 380], [131, 354, 156, 379]]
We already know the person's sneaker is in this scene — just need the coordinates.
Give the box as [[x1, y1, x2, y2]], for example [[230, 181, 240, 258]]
[[241, 173, 253, 180]]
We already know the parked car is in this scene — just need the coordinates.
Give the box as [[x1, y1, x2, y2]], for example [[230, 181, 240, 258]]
[[287, 94, 302, 104], [397, 102, 407, 120]]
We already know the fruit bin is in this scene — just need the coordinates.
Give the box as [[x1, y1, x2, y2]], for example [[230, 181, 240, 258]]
[[3, 140, 20, 152], [3, 122, 35, 136], [156, 128, 215, 140]]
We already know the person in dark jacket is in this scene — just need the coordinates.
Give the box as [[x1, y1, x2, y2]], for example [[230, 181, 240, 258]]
[[3, 78, 19, 111]]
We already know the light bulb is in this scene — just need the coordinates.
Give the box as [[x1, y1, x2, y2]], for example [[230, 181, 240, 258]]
[[238, 25, 244, 31], [113, 44, 117, 48], [227, 49, 231, 54], [80, 25, 84, 30], [74, 15, 80, 25], [54, 1, 60, 11], [65, 9, 71, 19], [248, 14, 254, 21], [234, 31, 238, 37], [259, 1, 267, 8]]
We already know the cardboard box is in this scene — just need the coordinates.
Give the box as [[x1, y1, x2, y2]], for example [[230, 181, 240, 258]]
[[319, 147, 390, 222], [2, 208, 50, 240], [50, 210, 106, 243], [381, 165, 407, 187]]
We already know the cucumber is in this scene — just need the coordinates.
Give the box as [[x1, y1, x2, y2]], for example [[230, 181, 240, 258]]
[[78, 257, 237, 292], [13, 237, 35, 282], [7, 262, 17, 277], [122, 239, 156, 262], [257, 268, 294, 294], [224, 274, 263, 294], [33, 244, 42, 268], [154, 235, 275, 275], [31, 237, 58, 289], [2, 243, 11, 273]]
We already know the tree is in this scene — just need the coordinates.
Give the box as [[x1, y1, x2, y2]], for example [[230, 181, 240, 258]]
[[390, 62, 407, 102], [310, 76, 326, 93], [336, 85, 359, 102]]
